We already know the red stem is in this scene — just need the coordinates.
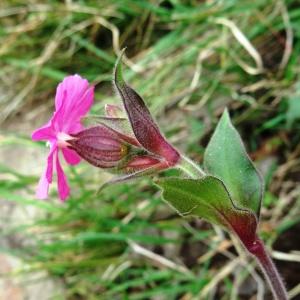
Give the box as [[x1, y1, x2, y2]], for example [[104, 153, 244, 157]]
[[247, 238, 288, 300]]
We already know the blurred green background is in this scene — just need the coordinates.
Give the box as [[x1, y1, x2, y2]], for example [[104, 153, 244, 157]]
[[0, 0, 300, 299]]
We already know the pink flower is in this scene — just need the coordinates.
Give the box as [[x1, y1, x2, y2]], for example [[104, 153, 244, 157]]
[[67, 51, 181, 187], [32, 75, 94, 201]]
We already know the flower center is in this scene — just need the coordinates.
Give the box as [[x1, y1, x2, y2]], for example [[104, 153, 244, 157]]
[[57, 132, 73, 148]]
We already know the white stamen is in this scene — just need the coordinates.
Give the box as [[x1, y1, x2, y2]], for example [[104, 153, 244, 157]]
[[57, 132, 73, 148]]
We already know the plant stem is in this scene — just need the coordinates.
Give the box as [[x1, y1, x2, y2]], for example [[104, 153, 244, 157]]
[[177, 155, 206, 179], [248, 239, 288, 300]]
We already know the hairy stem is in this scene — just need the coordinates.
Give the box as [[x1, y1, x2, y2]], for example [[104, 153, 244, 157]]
[[248, 239, 288, 300], [177, 155, 206, 178]]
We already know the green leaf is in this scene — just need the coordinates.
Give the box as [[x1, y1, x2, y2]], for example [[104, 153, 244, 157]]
[[156, 176, 257, 248], [204, 109, 263, 217]]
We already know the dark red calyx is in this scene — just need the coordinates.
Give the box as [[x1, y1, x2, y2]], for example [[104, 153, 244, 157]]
[[69, 126, 129, 168]]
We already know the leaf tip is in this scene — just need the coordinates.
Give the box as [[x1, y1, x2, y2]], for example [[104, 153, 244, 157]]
[[114, 48, 127, 86], [221, 107, 230, 122]]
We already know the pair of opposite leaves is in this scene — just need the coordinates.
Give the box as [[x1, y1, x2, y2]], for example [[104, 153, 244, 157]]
[[156, 110, 263, 249]]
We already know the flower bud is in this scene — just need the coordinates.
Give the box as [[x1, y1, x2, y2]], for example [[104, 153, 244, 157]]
[[68, 126, 129, 168]]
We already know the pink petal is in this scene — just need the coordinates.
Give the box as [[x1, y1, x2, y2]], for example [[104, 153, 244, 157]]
[[51, 91, 83, 133], [62, 148, 81, 165], [53, 75, 94, 133], [64, 86, 94, 129], [55, 75, 89, 110], [36, 170, 50, 199], [51, 90, 68, 132], [32, 122, 55, 141], [46, 144, 57, 182], [72, 85, 94, 117], [56, 153, 70, 201], [67, 122, 83, 135], [36, 145, 57, 199]]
